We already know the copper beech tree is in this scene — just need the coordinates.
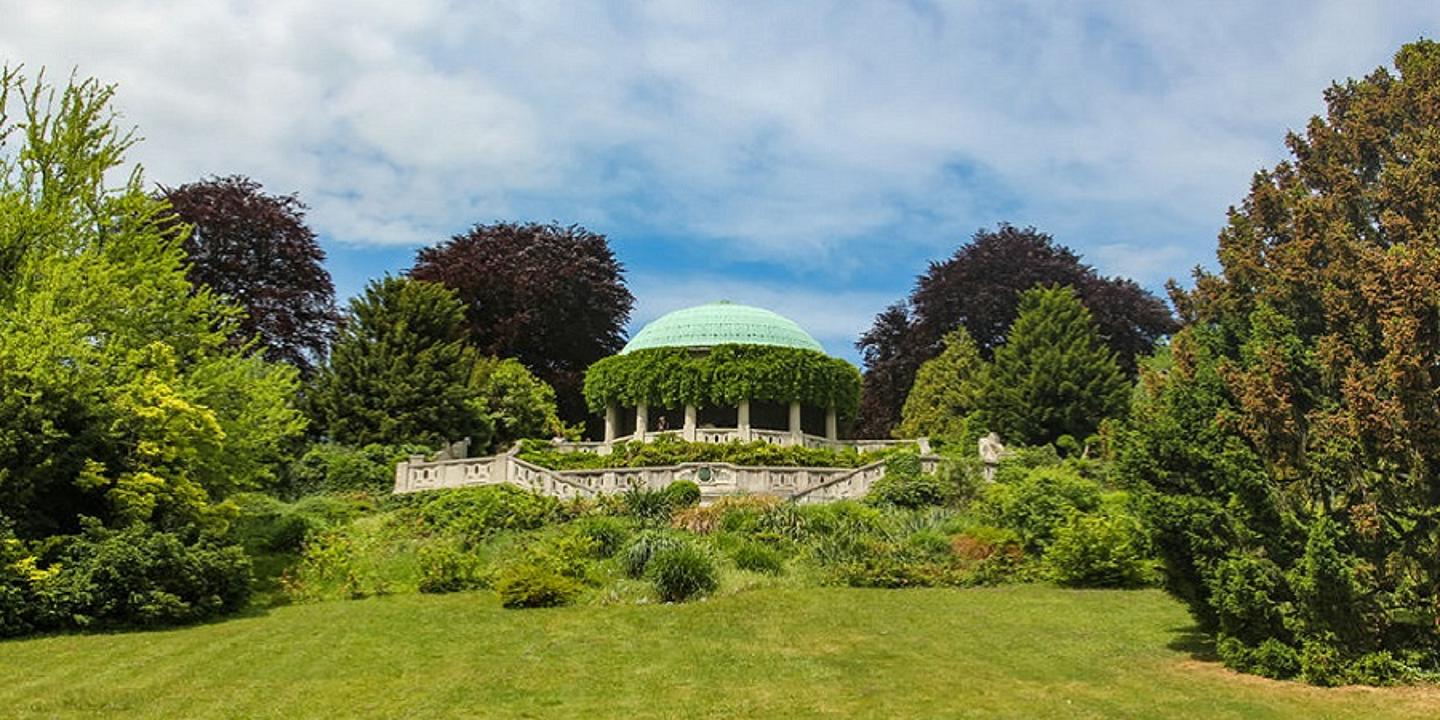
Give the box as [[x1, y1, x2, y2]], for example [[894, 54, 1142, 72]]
[[858, 224, 1174, 437], [410, 222, 633, 424], [1122, 41, 1440, 685], [161, 176, 338, 375]]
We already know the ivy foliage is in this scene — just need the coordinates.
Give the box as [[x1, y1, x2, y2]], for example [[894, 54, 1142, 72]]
[[583, 345, 861, 418]]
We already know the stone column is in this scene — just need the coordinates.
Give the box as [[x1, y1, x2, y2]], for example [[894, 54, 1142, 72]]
[[738, 399, 752, 441], [636, 402, 649, 443], [788, 401, 802, 445], [825, 406, 838, 443], [683, 404, 698, 441], [604, 404, 618, 444]]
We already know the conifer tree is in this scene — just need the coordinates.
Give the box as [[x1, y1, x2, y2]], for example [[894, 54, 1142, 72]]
[[310, 276, 492, 449], [1121, 41, 1440, 684], [975, 285, 1127, 445], [895, 327, 982, 442]]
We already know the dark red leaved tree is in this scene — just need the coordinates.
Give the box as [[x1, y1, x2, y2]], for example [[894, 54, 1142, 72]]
[[410, 222, 634, 424], [856, 224, 1175, 437], [161, 175, 338, 374]]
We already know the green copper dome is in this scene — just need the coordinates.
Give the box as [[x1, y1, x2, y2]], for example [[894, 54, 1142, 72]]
[[622, 301, 826, 354]]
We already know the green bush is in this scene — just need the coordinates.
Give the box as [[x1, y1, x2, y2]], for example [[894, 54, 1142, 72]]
[[418, 486, 562, 544], [1045, 511, 1151, 588], [494, 561, 582, 609], [903, 529, 954, 562], [620, 486, 675, 524], [731, 541, 784, 574], [11, 523, 251, 634], [570, 516, 633, 558], [622, 530, 687, 579], [867, 472, 953, 509], [285, 443, 428, 496], [981, 466, 1102, 551], [231, 493, 368, 554], [1217, 635, 1302, 680], [662, 480, 701, 508], [825, 539, 952, 588], [648, 544, 719, 602], [417, 543, 483, 594]]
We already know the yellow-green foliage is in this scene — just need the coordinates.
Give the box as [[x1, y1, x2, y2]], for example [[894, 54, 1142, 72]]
[[0, 68, 303, 539], [896, 327, 983, 442]]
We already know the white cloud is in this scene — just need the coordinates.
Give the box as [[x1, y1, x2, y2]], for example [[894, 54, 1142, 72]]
[[2, 0, 1437, 284]]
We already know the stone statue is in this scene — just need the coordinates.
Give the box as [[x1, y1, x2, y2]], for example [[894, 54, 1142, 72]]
[[434, 437, 471, 461], [978, 432, 1005, 482]]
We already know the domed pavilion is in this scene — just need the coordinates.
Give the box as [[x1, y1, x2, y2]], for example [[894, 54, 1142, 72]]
[[583, 301, 862, 446]]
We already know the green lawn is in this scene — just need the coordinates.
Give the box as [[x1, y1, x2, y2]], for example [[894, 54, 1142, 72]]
[[3, 586, 1435, 719]]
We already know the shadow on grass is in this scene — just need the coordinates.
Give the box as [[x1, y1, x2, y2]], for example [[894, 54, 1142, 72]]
[[1167, 624, 1218, 662]]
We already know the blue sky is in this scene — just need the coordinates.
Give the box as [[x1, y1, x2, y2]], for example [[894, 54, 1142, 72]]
[[3, 1, 1438, 363]]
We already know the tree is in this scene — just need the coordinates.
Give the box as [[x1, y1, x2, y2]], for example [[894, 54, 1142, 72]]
[[471, 356, 570, 451], [160, 175, 337, 375], [310, 276, 491, 449], [409, 222, 634, 425], [856, 224, 1174, 436], [0, 68, 304, 539], [855, 303, 918, 437], [1120, 41, 1440, 684], [974, 286, 1128, 446], [894, 327, 982, 442]]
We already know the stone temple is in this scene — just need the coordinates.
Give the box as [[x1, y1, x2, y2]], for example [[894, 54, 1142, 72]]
[[596, 301, 855, 447], [394, 301, 933, 501]]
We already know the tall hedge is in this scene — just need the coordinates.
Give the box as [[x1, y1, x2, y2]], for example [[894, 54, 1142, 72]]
[[583, 345, 861, 418]]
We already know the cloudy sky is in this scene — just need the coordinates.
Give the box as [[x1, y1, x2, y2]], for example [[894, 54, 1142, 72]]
[[2, 1, 1437, 361]]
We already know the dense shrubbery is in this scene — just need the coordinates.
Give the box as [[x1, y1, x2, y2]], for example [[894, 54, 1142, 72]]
[[518, 437, 894, 470], [231, 493, 370, 554], [416, 486, 562, 545], [283, 444, 428, 496], [866, 452, 953, 508], [1045, 508, 1151, 588], [2, 523, 251, 637], [272, 440, 1154, 612]]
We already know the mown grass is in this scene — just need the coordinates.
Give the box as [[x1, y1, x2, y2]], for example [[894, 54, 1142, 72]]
[[3, 586, 1438, 719]]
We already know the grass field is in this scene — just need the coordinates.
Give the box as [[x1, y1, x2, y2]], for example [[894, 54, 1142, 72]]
[[3, 586, 1436, 719]]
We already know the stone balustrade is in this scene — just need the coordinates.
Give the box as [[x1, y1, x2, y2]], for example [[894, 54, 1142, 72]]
[[394, 449, 940, 502]]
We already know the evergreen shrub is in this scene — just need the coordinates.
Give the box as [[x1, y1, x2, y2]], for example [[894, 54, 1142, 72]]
[[1045, 510, 1150, 588], [5, 524, 251, 635], [495, 561, 582, 609], [662, 480, 701, 509]]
